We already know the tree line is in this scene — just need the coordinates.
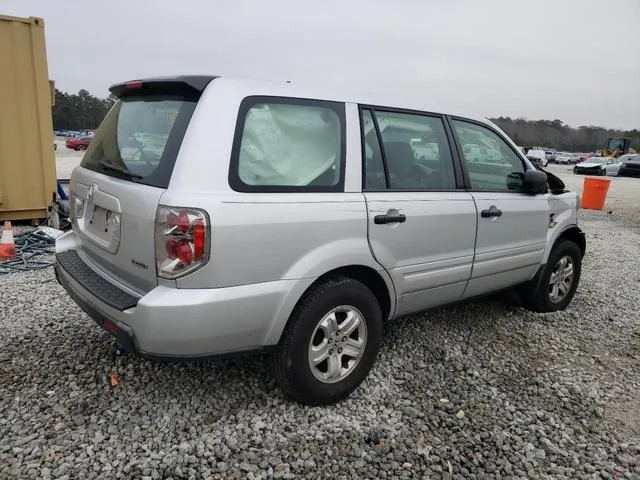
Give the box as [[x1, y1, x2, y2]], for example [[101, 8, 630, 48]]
[[490, 117, 639, 153], [51, 88, 638, 152], [52, 89, 116, 131]]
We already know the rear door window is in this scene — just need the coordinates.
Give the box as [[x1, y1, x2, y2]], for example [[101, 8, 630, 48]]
[[361, 108, 457, 190], [81, 94, 197, 188], [229, 97, 345, 192]]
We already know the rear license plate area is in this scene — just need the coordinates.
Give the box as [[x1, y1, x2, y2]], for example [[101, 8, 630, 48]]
[[87, 206, 109, 235]]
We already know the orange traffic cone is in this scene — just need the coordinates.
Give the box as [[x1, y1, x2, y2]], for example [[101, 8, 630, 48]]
[[0, 221, 16, 262]]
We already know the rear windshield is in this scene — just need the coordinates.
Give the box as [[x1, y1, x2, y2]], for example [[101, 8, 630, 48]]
[[81, 94, 197, 188]]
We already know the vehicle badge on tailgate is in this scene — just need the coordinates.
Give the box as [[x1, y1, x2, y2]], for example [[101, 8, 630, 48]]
[[87, 183, 97, 201], [130, 258, 148, 270]]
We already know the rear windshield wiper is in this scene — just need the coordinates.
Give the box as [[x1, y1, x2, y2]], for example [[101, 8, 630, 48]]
[[97, 161, 143, 179]]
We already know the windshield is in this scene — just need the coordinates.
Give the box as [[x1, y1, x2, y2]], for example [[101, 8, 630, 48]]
[[81, 94, 197, 188]]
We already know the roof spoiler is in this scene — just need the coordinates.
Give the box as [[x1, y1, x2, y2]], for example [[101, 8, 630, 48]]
[[109, 75, 217, 98]]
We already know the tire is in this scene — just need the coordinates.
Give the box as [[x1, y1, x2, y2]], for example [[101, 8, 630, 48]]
[[274, 276, 383, 405], [599, 168, 606, 176], [520, 240, 581, 312], [74, 145, 81, 151]]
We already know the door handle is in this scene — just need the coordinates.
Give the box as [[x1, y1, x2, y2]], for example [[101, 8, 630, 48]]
[[374, 213, 407, 224], [481, 205, 503, 218]]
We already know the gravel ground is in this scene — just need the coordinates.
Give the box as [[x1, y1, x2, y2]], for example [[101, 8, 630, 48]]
[[1, 210, 640, 479], [54, 139, 83, 180]]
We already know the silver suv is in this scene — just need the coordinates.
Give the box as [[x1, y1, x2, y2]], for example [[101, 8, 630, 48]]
[[55, 76, 585, 405]]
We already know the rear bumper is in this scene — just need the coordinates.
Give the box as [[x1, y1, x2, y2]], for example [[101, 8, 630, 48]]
[[55, 248, 304, 358], [55, 263, 138, 353]]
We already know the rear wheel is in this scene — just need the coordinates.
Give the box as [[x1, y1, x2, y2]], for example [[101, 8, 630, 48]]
[[520, 240, 581, 312], [274, 276, 383, 405]]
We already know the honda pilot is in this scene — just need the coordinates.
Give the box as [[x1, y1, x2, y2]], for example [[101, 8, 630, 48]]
[[55, 75, 586, 405]]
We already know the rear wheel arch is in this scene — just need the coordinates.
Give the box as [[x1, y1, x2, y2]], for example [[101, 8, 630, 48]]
[[312, 265, 394, 322], [277, 265, 394, 347]]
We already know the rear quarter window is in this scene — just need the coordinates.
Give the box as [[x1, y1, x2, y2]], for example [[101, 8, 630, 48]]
[[229, 96, 346, 192]]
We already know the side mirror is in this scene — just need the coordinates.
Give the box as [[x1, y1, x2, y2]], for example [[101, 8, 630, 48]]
[[523, 169, 548, 194]]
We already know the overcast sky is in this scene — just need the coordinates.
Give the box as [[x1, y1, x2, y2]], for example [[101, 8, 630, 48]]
[[3, 0, 639, 129]]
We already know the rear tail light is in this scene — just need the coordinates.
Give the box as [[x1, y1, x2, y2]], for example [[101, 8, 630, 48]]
[[155, 206, 210, 279]]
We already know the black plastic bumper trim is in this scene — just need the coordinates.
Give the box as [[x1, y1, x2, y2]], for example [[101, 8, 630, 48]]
[[55, 263, 138, 354], [55, 250, 139, 311]]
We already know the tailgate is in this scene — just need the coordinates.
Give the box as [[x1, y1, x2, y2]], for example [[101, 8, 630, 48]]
[[70, 167, 164, 293], [65, 77, 213, 294]]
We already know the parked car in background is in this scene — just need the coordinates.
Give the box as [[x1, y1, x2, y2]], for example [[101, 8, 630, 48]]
[[462, 143, 482, 162], [573, 157, 614, 176], [555, 152, 572, 164], [527, 149, 548, 167], [602, 157, 625, 176], [65, 136, 92, 151], [617, 153, 640, 177], [410, 138, 439, 161], [544, 150, 556, 163], [578, 153, 594, 163]]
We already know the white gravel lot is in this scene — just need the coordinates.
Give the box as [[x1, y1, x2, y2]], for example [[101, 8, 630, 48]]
[[1, 160, 639, 479]]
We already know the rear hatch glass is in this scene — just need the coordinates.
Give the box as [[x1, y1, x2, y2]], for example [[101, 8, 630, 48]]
[[71, 89, 201, 294], [80, 94, 197, 188]]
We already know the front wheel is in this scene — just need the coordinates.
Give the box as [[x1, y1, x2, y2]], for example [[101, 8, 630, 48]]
[[520, 240, 582, 312], [599, 167, 607, 176], [274, 276, 383, 405]]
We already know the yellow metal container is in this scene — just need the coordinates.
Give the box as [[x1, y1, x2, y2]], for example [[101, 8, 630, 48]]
[[0, 15, 56, 221]]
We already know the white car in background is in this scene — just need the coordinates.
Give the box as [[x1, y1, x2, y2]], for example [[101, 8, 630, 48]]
[[410, 139, 439, 161], [544, 150, 556, 163], [602, 157, 625, 176], [527, 149, 548, 167], [555, 153, 572, 164], [573, 157, 622, 176]]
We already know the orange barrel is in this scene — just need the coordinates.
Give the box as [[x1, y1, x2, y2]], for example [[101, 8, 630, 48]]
[[581, 177, 611, 210]]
